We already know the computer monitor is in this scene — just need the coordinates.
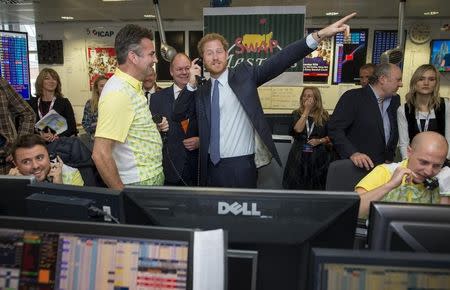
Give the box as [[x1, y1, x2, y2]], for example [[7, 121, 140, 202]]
[[310, 248, 450, 290], [0, 215, 197, 290], [26, 182, 124, 223], [387, 221, 450, 253], [123, 186, 360, 290], [367, 202, 450, 251], [0, 175, 36, 216]]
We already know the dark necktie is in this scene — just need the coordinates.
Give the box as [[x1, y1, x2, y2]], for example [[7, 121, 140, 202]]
[[210, 79, 220, 165], [144, 91, 150, 101]]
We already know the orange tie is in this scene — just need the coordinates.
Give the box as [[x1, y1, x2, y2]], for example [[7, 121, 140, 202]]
[[181, 119, 189, 134]]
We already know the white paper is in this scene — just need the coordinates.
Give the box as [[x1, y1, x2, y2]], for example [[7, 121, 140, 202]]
[[35, 109, 68, 134], [193, 229, 225, 290]]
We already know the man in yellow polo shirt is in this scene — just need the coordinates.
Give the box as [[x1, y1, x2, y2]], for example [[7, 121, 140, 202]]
[[356, 131, 450, 218], [92, 24, 168, 190]]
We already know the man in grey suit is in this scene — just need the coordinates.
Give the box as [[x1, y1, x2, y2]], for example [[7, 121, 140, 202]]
[[150, 53, 199, 185], [174, 13, 357, 187], [328, 63, 403, 171]]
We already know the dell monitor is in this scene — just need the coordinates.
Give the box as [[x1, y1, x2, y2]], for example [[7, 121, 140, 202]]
[[25, 182, 124, 223], [123, 186, 360, 290], [310, 248, 450, 290], [0, 175, 35, 216], [368, 202, 450, 251], [0, 215, 201, 289]]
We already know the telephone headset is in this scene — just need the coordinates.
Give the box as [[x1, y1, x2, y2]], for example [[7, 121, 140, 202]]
[[152, 114, 189, 186], [195, 57, 207, 86], [424, 177, 439, 191], [46, 152, 58, 183]]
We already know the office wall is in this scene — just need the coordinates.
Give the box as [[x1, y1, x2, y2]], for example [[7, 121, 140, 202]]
[[36, 17, 450, 123]]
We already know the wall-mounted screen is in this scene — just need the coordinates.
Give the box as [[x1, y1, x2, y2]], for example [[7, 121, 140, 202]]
[[372, 30, 398, 64], [303, 28, 332, 83], [332, 29, 368, 84], [430, 39, 450, 72], [0, 30, 31, 99]]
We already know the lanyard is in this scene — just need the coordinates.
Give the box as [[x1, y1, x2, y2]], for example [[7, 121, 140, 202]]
[[415, 110, 431, 133], [306, 118, 315, 139], [37, 96, 56, 119]]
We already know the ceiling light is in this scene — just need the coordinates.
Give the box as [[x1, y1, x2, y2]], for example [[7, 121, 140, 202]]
[[424, 11, 439, 16], [326, 12, 339, 16], [144, 14, 155, 18], [102, 0, 132, 2], [61, 16, 74, 20]]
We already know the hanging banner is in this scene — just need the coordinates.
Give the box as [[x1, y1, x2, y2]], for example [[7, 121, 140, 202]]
[[204, 6, 305, 86]]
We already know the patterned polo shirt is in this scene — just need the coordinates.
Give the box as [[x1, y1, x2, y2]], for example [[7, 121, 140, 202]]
[[356, 159, 440, 205], [95, 68, 163, 185]]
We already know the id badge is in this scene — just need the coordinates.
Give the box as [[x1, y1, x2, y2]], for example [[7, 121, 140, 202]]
[[302, 143, 314, 153]]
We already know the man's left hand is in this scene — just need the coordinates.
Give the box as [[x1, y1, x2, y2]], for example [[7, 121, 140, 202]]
[[48, 155, 63, 184], [183, 137, 199, 151]]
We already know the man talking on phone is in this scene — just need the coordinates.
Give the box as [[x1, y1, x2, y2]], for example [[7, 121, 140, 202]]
[[8, 134, 83, 186], [356, 131, 450, 218]]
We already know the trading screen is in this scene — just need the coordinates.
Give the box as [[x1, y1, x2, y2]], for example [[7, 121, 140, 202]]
[[332, 29, 368, 84], [0, 228, 189, 290], [0, 30, 31, 99]]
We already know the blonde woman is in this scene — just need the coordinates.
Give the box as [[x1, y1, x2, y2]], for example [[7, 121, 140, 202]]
[[283, 87, 334, 189], [397, 64, 450, 159], [82, 75, 108, 139]]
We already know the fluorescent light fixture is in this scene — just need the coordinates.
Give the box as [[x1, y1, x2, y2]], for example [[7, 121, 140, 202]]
[[326, 12, 339, 16], [102, 0, 132, 2], [144, 14, 155, 18], [61, 16, 74, 20], [424, 11, 439, 16]]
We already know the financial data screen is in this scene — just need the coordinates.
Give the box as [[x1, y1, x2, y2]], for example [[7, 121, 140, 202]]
[[372, 30, 399, 64], [332, 29, 368, 84], [0, 228, 189, 290], [319, 263, 450, 290], [0, 30, 31, 100]]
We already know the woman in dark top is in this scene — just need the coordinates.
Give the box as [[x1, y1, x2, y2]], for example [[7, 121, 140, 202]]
[[29, 68, 77, 142], [282, 87, 334, 190]]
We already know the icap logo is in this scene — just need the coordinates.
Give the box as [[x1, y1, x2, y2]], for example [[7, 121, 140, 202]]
[[218, 201, 261, 216]]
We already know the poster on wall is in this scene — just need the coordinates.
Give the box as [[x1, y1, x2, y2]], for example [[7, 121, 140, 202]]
[[303, 28, 332, 83], [87, 47, 117, 88], [203, 6, 305, 86], [332, 29, 368, 84]]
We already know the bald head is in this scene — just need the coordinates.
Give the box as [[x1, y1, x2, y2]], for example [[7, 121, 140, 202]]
[[170, 53, 191, 88], [407, 131, 448, 182], [411, 131, 448, 153]]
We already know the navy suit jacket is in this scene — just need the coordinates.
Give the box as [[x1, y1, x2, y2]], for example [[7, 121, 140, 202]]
[[150, 86, 198, 184], [174, 38, 314, 185], [328, 86, 400, 165]]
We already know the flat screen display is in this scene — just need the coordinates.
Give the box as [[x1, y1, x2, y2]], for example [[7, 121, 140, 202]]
[[0, 30, 31, 99], [430, 39, 450, 72], [332, 29, 368, 84]]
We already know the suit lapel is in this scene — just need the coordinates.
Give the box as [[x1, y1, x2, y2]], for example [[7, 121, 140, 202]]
[[201, 79, 212, 124], [366, 87, 386, 145]]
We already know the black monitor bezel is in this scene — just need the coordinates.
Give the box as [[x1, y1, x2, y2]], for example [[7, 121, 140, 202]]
[[0, 215, 196, 290], [0, 175, 36, 216], [26, 182, 125, 223], [367, 202, 450, 250], [387, 220, 450, 253]]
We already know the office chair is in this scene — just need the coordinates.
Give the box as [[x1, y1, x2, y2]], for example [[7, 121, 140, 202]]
[[325, 159, 368, 191]]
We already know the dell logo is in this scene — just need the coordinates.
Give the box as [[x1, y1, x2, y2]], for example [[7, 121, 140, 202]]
[[218, 201, 261, 216]]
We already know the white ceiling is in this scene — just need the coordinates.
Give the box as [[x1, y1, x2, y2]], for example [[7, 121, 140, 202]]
[[0, 0, 449, 24]]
